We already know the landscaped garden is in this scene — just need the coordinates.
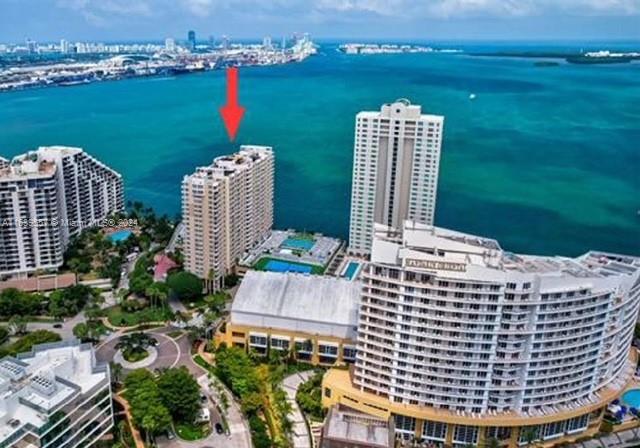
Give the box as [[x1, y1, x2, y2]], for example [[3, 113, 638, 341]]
[[296, 370, 326, 422], [116, 332, 158, 362], [0, 284, 105, 355], [124, 366, 206, 445], [212, 344, 296, 448]]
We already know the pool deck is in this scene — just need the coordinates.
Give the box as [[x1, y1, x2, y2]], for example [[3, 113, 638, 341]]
[[240, 229, 342, 271]]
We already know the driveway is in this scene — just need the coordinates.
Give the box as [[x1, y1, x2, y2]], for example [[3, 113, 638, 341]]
[[155, 367, 252, 448], [96, 330, 180, 373], [26, 311, 86, 340], [283, 371, 315, 448]]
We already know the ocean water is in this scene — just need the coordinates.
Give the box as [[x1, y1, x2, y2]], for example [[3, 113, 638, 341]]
[[1, 42, 638, 256]]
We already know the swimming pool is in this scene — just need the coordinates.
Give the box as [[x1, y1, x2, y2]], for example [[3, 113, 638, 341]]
[[621, 389, 640, 408], [343, 261, 360, 280], [108, 229, 133, 243], [282, 237, 315, 251], [264, 259, 313, 274]]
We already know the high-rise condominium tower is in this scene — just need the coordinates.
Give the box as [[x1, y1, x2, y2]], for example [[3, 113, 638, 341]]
[[324, 221, 640, 446], [0, 146, 123, 278], [182, 145, 274, 290], [348, 99, 444, 256]]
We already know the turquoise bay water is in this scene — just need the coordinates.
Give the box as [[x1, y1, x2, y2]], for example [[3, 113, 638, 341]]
[[1, 43, 638, 256]]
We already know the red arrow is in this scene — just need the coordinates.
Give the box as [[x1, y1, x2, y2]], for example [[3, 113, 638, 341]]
[[219, 67, 245, 141]]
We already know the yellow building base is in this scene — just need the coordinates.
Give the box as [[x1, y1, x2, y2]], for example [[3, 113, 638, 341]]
[[215, 321, 356, 366], [321, 368, 637, 448]]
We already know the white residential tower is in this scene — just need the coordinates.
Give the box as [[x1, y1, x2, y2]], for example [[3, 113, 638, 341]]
[[348, 99, 444, 256]]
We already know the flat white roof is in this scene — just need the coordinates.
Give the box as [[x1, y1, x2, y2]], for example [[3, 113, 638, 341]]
[[0, 340, 108, 443], [231, 271, 361, 339]]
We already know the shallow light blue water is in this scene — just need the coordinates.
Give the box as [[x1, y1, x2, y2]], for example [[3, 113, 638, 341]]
[[621, 389, 640, 408], [282, 238, 315, 251], [344, 261, 360, 280], [108, 229, 133, 243], [1, 42, 638, 256], [264, 259, 313, 274]]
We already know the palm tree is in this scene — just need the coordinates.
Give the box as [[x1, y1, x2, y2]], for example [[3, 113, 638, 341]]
[[485, 437, 500, 448], [207, 269, 216, 293], [521, 428, 538, 448], [109, 361, 123, 387], [145, 282, 167, 309], [9, 315, 27, 336], [115, 332, 158, 359]]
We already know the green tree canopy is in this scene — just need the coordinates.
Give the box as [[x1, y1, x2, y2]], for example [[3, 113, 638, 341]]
[[49, 284, 97, 318], [124, 368, 171, 444], [167, 271, 203, 301], [0, 288, 46, 318], [157, 367, 201, 423], [0, 330, 61, 358]]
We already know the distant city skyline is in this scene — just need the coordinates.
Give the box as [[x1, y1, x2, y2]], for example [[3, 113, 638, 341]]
[[1, 0, 639, 42]]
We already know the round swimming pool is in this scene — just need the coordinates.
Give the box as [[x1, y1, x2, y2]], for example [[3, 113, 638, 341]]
[[621, 389, 640, 408]]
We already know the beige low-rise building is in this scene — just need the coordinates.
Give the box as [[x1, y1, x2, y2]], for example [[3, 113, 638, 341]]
[[216, 270, 361, 365]]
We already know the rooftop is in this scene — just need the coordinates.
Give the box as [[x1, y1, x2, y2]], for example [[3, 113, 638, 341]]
[[186, 145, 272, 184], [0, 146, 85, 182], [322, 406, 393, 448], [357, 99, 444, 122], [372, 221, 640, 280], [0, 340, 108, 443], [231, 270, 361, 338]]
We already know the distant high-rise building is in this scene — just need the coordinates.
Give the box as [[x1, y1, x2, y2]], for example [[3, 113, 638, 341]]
[[187, 30, 196, 51], [25, 38, 36, 54], [262, 36, 272, 49], [165, 37, 176, 52], [0, 146, 123, 278], [221, 35, 230, 51], [182, 145, 274, 290], [348, 99, 444, 256], [60, 38, 69, 53]]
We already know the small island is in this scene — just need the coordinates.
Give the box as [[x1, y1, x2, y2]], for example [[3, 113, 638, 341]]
[[472, 49, 640, 65], [339, 43, 461, 55]]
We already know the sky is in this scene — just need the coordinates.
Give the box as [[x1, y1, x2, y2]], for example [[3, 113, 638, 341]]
[[1, 0, 639, 42]]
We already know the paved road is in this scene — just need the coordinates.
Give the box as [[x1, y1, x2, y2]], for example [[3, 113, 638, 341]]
[[96, 330, 180, 373], [283, 371, 314, 448], [154, 338, 252, 448], [95, 324, 252, 448], [26, 311, 86, 340]]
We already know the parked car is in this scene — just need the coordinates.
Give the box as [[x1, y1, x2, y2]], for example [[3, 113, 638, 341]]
[[53, 323, 63, 329], [215, 423, 224, 434]]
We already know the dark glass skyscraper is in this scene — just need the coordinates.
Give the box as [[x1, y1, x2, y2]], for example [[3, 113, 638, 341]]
[[187, 30, 196, 51]]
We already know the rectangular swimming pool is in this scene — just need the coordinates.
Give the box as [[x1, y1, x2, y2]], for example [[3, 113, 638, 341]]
[[264, 259, 313, 274], [281, 237, 315, 251], [343, 261, 360, 280]]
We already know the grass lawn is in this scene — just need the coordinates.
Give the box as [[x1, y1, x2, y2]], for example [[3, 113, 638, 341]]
[[122, 349, 150, 363], [105, 306, 170, 327], [168, 330, 183, 339], [175, 422, 210, 441], [252, 257, 325, 275]]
